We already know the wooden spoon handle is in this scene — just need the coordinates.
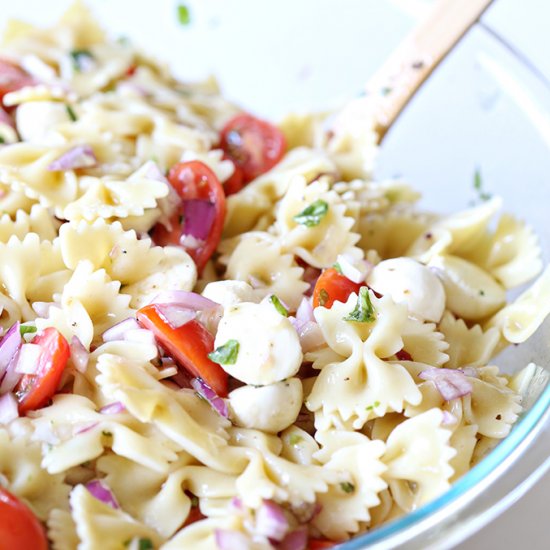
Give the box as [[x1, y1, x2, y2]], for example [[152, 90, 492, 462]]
[[334, 0, 495, 143]]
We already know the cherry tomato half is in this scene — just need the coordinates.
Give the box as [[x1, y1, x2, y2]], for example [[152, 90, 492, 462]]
[[221, 156, 245, 196], [0, 59, 34, 106], [312, 268, 364, 309], [0, 487, 48, 550], [16, 328, 70, 415], [151, 161, 226, 274], [137, 304, 228, 397], [220, 113, 286, 183], [309, 539, 337, 549]]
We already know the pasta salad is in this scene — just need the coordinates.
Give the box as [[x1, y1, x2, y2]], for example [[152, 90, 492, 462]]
[[0, 3, 549, 550]]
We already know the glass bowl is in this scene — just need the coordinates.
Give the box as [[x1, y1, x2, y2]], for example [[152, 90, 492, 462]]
[[3, 1, 549, 548]]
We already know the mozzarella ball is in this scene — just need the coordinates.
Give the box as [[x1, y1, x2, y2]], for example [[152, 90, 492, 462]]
[[16, 101, 71, 142], [202, 280, 257, 309], [367, 257, 445, 322], [228, 378, 303, 433], [214, 301, 302, 385]]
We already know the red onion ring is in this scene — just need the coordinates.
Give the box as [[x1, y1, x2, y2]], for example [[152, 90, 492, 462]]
[[419, 368, 473, 401], [191, 377, 228, 418], [85, 480, 120, 509]]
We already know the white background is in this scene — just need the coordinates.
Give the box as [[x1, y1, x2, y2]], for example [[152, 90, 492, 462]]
[[0, 0, 548, 547]]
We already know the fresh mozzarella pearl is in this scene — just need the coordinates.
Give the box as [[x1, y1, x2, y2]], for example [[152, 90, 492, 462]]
[[16, 101, 71, 142], [228, 378, 303, 433], [202, 280, 257, 309], [214, 301, 302, 385], [367, 257, 445, 322]]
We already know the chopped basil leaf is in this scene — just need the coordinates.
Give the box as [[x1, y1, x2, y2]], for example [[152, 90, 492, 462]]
[[20, 325, 37, 336], [0, 136, 5, 144], [333, 262, 342, 274], [340, 482, 355, 494], [66, 105, 77, 122], [177, 4, 191, 25], [269, 295, 288, 317], [293, 199, 329, 227], [289, 434, 303, 446], [138, 539, 154, 550], [70, 49, 94, 72], [473, 168, 491, 201], [343, 287, 376, 323], [208, 340, 239, 365], [366, 400, 381, 411]]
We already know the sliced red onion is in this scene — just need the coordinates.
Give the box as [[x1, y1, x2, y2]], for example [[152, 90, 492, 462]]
[[296, 297, 314, 323], [85, 480, 120, 509], [215, 529, 250, 550], [289, 317, 325, 353], [48, 145, 97, 171], [149, 290, 219, 311], [70, 336, 89, 373], [102, 318, 140, 342], [0, 322, 22, 380], [230, 497, 244, 511], [182, 199, 216, 241], [0, 352, 23, 394], [99, 401, 126, 415], [75, 421, 99, 435], [0, 393, 18, 424], [156, 304, 196, 329], [419, 368, 473, 401], [255, 500, 289, 542], [277, 527, 308, 550], [14, 343, 41, 374], [191, 377, 228, 418]]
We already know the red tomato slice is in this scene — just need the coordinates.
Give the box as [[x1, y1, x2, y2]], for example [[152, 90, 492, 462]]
[[222, 157, 245, 196], [220, 113, 286, 183], [137, 304, 228, 397], [16, 328, 70, 415], [0, 59, 34, 106], [151, 161, 226, 274], [312, 268, 364, 309], [309, 539, 336, 549], [0, 487, 48, 550]]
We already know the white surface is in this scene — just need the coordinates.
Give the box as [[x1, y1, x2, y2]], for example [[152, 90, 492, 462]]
[[0, 0, 548, 547]]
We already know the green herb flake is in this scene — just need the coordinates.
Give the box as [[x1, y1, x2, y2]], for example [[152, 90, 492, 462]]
[[289, 434, 303, 446], [340, 482, 355, 494], [293, 199, 329, 228], [177, 4, 191, 26], [208, 340, 239, 365], [66, 105, 77, 122], [138, 539, 154, 550], [473, 168, 492, 201], [479, 289, 485, 296], [318, 288, 329, 307], [333, 262, 342, 274], [20, 325, 37, 336], [269, 295, 288, 317], [0, 136, 5, 144], [70, 49, 94, 72], [343, 287, 376, 323]]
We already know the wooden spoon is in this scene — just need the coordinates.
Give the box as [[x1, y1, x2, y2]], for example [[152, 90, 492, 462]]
[[333, 0, 495, 143]]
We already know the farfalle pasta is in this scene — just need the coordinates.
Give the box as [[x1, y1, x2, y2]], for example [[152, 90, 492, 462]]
[[0, 4, 548, 550]]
